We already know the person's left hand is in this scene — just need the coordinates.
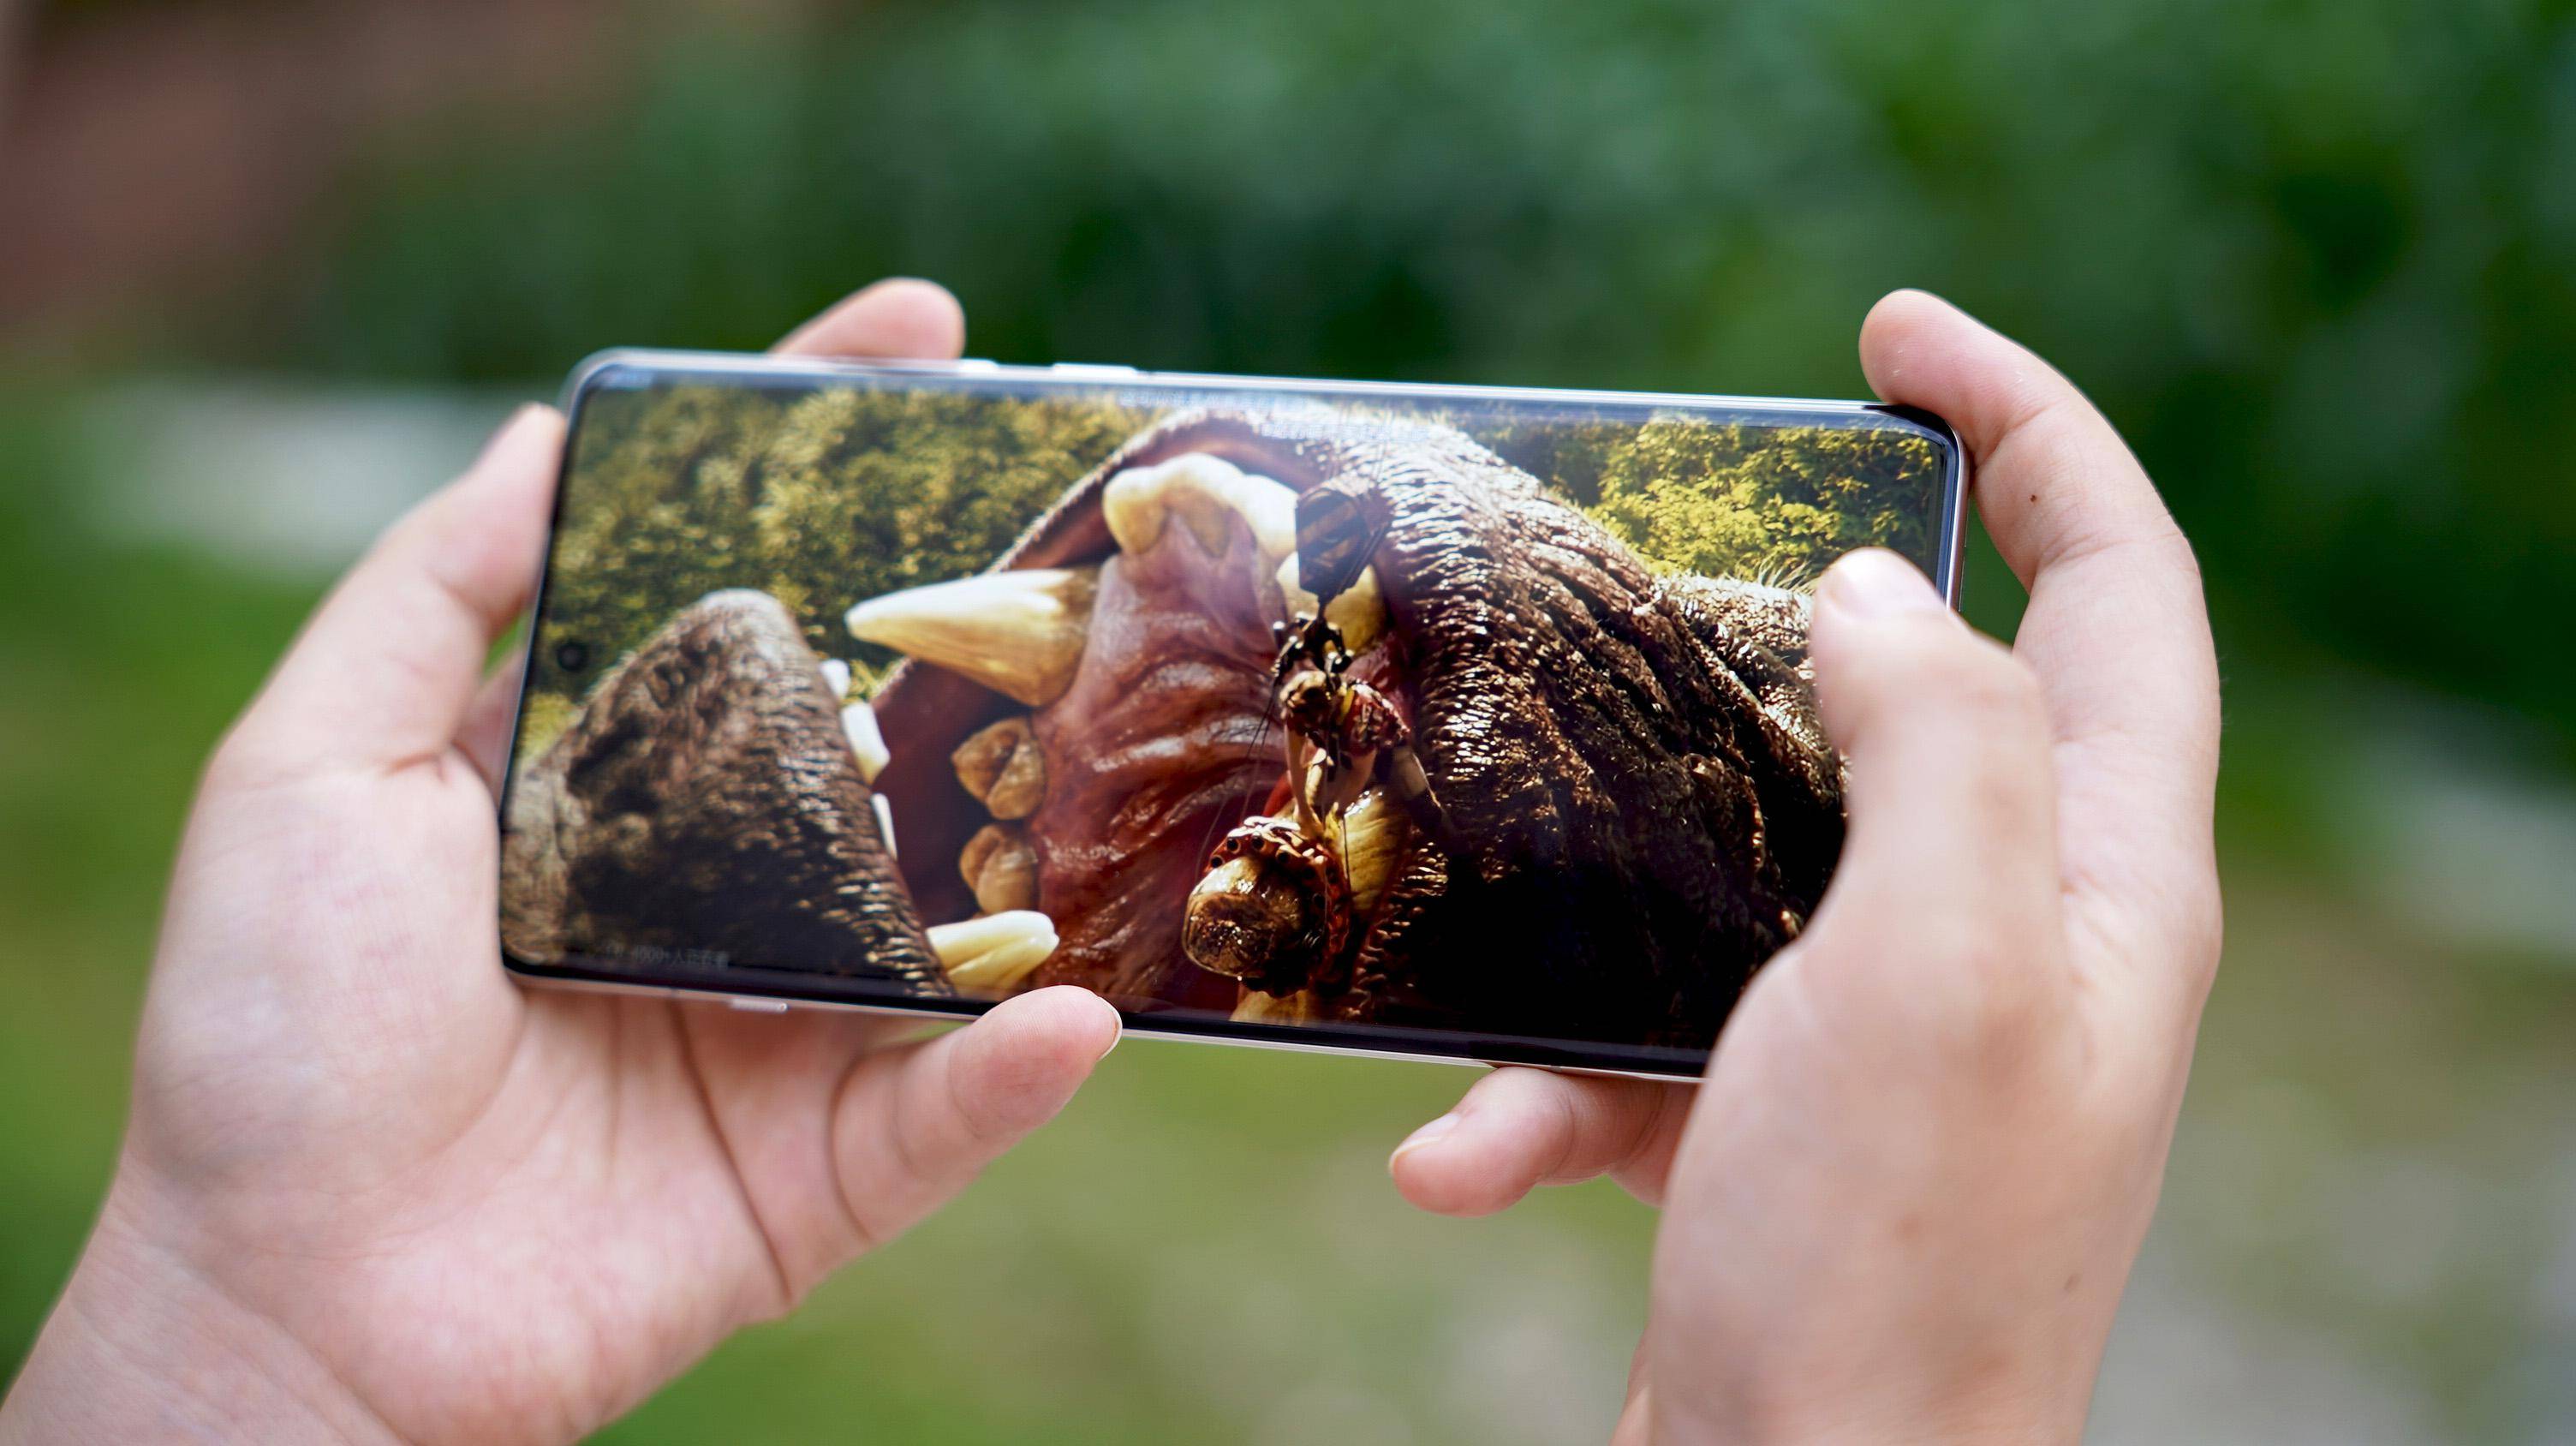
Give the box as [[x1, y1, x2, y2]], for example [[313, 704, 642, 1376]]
[[2, 281, 1121, 1446]]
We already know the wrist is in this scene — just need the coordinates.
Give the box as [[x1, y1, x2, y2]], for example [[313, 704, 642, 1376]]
[[1655, 1374, 2078, 1446], [1646, 1335, 2082, 1446], [1652, 1399, 2067, 1446], [3, 1181, 401, 1446]]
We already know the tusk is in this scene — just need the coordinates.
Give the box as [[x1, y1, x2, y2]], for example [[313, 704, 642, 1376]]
[[1276, 556, 1387, 656], [959, 822, 1041, 914], [871, 793, 898, 859], [1104, 453, 1298, 570], [845, 567, 1097, 708], [1231, 989, 1329, 1025], [841, 701, 891, 784], [927, 910, 1058, 993], [820, 658, 853, 700], [951, 715, 1046, 821], [1334, 788, 1408, 917]]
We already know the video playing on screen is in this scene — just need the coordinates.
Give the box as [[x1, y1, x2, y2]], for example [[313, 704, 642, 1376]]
[[501, 369, 1950, 1059]]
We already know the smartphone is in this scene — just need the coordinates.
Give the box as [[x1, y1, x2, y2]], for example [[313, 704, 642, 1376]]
[[498, 351, 1966, 1079]]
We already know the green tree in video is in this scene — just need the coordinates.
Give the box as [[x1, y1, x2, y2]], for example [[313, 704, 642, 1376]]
[[1565, 420, 1941, 586], [535, 385, 1142, 706], [748, 386, 1140, 624], [544, 385, 791, 689]]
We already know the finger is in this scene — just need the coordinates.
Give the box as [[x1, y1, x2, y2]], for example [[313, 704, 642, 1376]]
[[1860, 290, 2187, 596], [830, 986, 1118, 1253], [457, 649, 528, 798], [1859, 291, 2220, 970], [1803, 550, 2066, 1046], [665, 1001, 948, 1297], [775, 278, 967, 360], [1388, 1067, 1689, 1216], [1606, 1331, 1654, 1446], [218, 405, 563, 785], [1608, 1377, 1654, 1446]]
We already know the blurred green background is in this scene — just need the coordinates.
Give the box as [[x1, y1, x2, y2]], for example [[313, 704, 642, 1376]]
[[4, 0, 2573, 1440]]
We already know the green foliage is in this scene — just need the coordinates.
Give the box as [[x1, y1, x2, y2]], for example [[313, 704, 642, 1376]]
[[538, 385, 1934, 707], [536, 385, 1142, 700], [515, 690, 580, 759], [1552, 420, 1937, 584], [236, 0, 2576, 751]]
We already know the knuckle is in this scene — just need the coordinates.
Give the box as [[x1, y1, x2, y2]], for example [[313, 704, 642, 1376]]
[[2157, 522, 2207, 594], [2164, 874, 2228, 1001], [947, 1023, 1076, 1147], [1946, 643, 2046, 729], [1857, 616, 2031, 709], [1863, 634, 2048, 775], [942, 1050, 1023, 1151], [1919, 923, 2069, 1078], [202, 724, 295, 796]]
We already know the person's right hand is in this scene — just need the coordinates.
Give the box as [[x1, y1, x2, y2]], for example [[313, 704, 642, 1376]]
[[1389, 291, 2223, 1443]]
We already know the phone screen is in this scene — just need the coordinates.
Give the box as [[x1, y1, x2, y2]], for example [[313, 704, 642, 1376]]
[[501, 358, 1962, 1075]]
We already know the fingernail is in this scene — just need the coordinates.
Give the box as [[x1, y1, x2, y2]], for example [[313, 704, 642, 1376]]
[[1822, 548, 1942, 620], [474, 403, 552, 467], [1392, 1113, 1460, 1162], [1083, 991, 1122, 1062]]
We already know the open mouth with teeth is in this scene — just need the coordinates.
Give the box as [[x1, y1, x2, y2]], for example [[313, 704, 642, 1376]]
[[856, 422, 1419, 1025], [843, 407, 1847, 1048], [503, 403, 1849, 1053]]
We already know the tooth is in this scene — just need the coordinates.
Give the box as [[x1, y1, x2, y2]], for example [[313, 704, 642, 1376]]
[[871, 793, 898, 859], [1104, 454, 1298, 567], [820, 659, 852, 700], [951, 716, 1046, 820], [1333, 788, 1408, 917], [927, 910, 1058, 993], [841, 701, 890, 783], [1275, 556, 1387, 656], [958, 822, 1041, 914], [1327, 565, 1387, 654], [846, 567, 1096, 708], [1231, 989, 1326, 1025]]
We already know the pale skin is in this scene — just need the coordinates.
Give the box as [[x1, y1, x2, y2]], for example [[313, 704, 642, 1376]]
[[1, 283, 1124, 1446], [1391, 290, 2222, 1443], [0, 284, 2218, 1444]]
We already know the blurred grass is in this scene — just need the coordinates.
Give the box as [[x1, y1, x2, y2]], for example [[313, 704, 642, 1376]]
[[0, 403, 316, 1363]]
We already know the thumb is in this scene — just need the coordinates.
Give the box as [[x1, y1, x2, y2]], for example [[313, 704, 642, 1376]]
[[1798, 549, 2063, 1034], [828, 987, 1121, 1255]]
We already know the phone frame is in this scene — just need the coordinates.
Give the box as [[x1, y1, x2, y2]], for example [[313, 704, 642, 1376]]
[[499, 349, 1971, 1081]]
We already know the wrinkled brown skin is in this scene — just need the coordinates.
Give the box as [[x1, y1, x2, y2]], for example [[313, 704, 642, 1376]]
[[1018, 494, 1282, 1011], [501, 589, 948, 994], [1365, 432, 1842, 1048], [873, 408, 1842, 1049]]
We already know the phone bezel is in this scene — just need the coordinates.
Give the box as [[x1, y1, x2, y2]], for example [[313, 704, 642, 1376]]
[[498, 349, 1971, 1081]]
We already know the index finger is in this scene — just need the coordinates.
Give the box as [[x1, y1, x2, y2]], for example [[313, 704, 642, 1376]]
[[1859, 291, 2221, 971], [218, 405, 563, 786], [218, 279, 971, 790], [1388, 1067, 1689, 1216], [775, 278, 967, 360]]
